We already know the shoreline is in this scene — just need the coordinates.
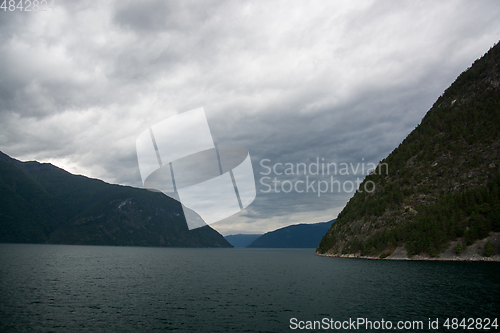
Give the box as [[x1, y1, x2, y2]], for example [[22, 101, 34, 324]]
[[314, 252, 500, 262], [315, 232, 500, 262]]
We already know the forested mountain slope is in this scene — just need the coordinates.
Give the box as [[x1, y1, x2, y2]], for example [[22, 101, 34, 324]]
[[317, 42, 500, 259], [0, 151, 231, 247]]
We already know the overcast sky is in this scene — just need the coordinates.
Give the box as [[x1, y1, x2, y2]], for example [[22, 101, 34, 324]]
[[1, 0, 499, 235]]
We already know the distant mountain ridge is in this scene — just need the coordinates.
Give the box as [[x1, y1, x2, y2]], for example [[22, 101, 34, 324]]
[[317, 42, 500, 259], [248, 220, 334, 248], [0, 151, 231, 247], [224, 234, 262, 248]]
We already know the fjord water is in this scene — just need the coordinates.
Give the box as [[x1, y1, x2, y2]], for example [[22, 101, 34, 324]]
[[0, 244, 498, 332]]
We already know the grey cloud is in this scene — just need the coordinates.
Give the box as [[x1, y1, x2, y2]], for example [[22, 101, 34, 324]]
[[113, 0, 225, 33], [113, 0, 177, 32]]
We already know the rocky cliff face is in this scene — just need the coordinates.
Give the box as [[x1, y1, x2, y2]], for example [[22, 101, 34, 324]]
[[317, 42, 500, 259], [0, 151, 232, 247]]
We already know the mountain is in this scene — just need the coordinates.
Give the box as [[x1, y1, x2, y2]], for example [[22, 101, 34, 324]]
[[317, 42, 500, 259], [248, 220, 334, 248], [0, 151, 232, 247], [224, 234, 262, 248]]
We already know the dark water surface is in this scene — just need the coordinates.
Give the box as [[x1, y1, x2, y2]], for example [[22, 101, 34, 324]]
[[0, 244, 499, 332]]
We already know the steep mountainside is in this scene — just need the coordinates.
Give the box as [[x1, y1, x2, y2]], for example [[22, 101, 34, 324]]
[[317, 42, 500, 259], [248, 220, 334, 248], [0, 151, 231, 247]]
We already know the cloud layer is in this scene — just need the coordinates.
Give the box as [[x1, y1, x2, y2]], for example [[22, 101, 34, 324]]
[[1, 0, 499, 235]]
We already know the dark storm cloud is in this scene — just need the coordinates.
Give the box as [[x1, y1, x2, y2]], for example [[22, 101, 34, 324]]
[[0, 0, 499, 235]]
